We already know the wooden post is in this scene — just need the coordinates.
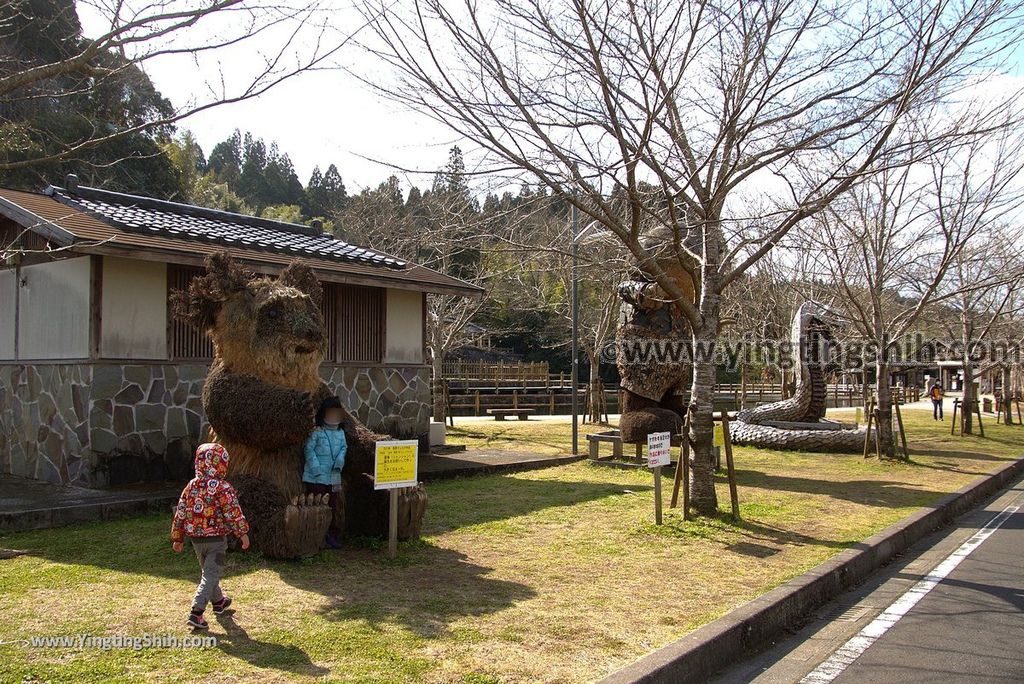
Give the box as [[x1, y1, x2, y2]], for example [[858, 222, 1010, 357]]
[[863, 398, 875, 459], [682, 438, 691, 520], [873, 409, 883, 460], [653, 466, 663, 525], [549, 392, 555, 415], [444, 380, 454, 428], [721, 413, 740, 522], [951, 399, 960, 436], [894, 401, 909, 460], [975, 399, 985, 437], [670, 413, 692, 518], [670, 416, 688, 508], [387, 489, 399, 559]]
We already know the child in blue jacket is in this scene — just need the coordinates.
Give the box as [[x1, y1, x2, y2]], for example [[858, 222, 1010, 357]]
[[303, 396, 348, 548]]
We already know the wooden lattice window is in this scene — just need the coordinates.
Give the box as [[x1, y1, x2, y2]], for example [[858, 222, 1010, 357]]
[[334, 284, 385, 363], [320, 282, 338, 362], [167, 265, 213, 360]]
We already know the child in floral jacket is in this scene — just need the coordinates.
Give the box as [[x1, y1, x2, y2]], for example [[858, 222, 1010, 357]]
[[171, 442, 250, 630]]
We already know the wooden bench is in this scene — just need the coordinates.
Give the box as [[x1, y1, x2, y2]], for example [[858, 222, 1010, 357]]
[[587, 429, 693, 462], [486, 408, 535, 421], [586, 430, 625, 460]]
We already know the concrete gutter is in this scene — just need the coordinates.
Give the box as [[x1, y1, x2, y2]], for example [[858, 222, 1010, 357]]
[[420, 454, 584, 481], [0, 454, 585, 534], [598, 455, 1024, 684], [0, 494, 179, 534]]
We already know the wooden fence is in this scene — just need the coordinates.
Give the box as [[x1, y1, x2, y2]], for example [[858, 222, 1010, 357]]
[[442, 382, 921, 417], [442, 360, 572, 389]]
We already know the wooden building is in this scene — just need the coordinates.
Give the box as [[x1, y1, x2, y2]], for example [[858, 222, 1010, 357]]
[[0, 177, 481, 486]]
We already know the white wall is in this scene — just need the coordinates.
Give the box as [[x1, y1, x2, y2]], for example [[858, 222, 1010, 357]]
[[18, 257, 91, 360], [101, 257, 168, 359], [0, 269, 15, 360], [385, 288, 424, 364]]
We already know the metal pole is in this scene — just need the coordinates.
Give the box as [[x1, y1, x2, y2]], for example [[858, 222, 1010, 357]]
[[571, 204, 579, 456]]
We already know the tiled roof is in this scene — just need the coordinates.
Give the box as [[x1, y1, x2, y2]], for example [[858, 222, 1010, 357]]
[[0, 182, 483, 297], [47, 184, 406, 269]]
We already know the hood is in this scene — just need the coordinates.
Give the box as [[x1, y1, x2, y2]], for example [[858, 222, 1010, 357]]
[[194, 443, 229, 480]]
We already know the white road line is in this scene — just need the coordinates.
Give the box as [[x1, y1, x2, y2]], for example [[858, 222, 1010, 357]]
[[799, 499, 1021, 684]]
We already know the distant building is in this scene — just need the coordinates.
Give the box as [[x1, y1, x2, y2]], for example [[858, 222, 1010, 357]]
[[0, 178, 481, 487]]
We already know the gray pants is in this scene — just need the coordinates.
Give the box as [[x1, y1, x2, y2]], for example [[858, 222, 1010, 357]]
[[189, 535, 226, 612]]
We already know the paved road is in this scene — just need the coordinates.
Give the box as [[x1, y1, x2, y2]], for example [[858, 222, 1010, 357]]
[[714, 479, 1024, 684]]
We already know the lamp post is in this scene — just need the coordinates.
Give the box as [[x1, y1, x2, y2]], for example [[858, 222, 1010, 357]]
[[571, 209, 603, 456]]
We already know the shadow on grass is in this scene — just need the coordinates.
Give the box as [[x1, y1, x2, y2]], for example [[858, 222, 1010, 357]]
[[735, 470, 938, 509], [0, 474, 639, 643], [638, 509, 858, 551], [422, 475, 633, 533], [2, 518, 539, 648], [298, 543, 537, 639], [213, 613, 330, 676], [908, 448, 1014, 463], [734, 516, 857, 551]]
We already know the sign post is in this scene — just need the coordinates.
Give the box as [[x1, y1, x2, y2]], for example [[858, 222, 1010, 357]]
[[373, 439, 419, 558], [647, 431, 671, 525]]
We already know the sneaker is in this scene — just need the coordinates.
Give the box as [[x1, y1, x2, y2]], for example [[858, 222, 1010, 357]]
[[212, 597, 232, 614], [187, 612, 208, 630]]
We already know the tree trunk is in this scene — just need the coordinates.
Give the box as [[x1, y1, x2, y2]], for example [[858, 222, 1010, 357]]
[[689, 327, 720, 515], [587, 353, 602, 423], [961, 317, 975, 435], [739, 360, 747, 409], [961, 358, 975, 435], [875, 357, 897, 459], [1002, 365, 1014, 425], [862, 369, 871, 414]]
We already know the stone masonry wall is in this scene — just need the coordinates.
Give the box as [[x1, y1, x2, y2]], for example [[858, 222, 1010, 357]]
[[0, 362, 431, 488]]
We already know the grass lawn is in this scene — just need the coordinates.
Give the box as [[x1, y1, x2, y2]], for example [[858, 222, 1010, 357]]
[[1, 409, 1022, 683]]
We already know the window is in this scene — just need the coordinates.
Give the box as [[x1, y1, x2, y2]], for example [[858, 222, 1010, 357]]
[[167, 264, 213, 360], [165, 265, 385, 364], [321, 282, 338, 361], [331, 284, 385, 363]]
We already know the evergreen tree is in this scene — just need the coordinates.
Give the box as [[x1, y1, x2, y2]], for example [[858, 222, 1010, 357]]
[[207, 130, 242, 186], [0, 0, 183, 196]]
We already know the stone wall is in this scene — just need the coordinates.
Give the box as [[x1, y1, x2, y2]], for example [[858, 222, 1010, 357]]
[[0, 362, 432, 488], [321, 365, 432, 440]]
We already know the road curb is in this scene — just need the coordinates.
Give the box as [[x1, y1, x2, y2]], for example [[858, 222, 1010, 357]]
[[598, 455, 1024, 684]]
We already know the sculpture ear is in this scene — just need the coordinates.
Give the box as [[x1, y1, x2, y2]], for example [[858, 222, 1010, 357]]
[[169, 251, 253, 330], [280, 261, 323, 309]]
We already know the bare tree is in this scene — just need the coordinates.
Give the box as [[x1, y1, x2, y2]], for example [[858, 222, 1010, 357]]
[[338, 173, 497, 422], [529, 217, 625, 423], [928, 130, 1024, 433], [800, 126, 1024, 456], [355, 0, 1024, 513], [0, 0, 360, 173]]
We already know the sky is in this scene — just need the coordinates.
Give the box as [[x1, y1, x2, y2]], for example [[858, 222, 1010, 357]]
[[76, 1, 1024, 198], [79, 1, 471, 194]]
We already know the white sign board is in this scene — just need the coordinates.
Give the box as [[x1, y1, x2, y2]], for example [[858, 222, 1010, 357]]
[[647, 431, 671, 468]]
